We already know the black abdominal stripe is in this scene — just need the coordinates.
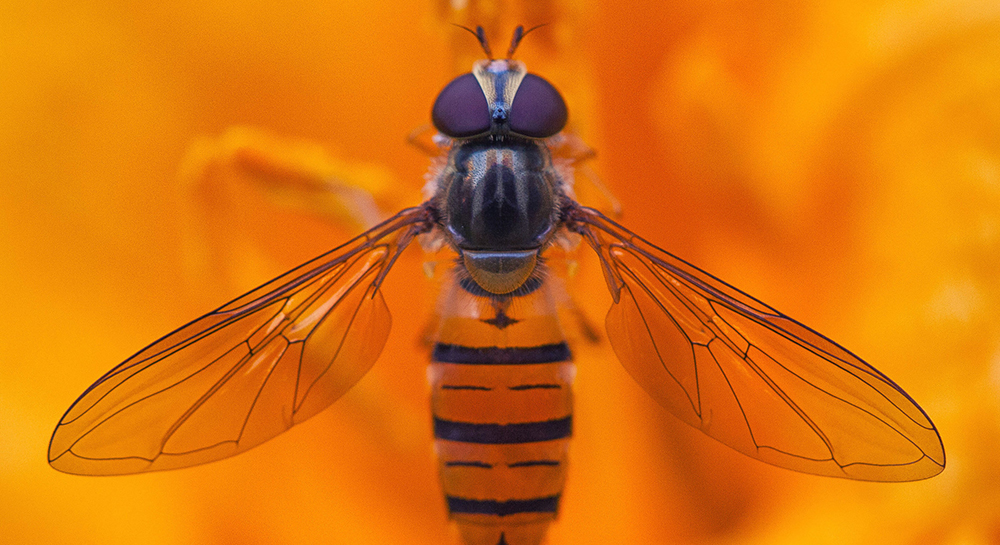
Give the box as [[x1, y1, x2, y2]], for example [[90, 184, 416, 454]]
[[430, 340, 573, 545]]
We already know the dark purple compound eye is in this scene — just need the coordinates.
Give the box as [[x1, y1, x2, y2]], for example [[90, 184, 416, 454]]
[[431, 73, 491, 138], [509, 74, 568, 138]]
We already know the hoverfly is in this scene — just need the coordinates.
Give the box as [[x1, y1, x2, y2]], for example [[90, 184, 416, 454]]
[[50, 26, 945, 545]]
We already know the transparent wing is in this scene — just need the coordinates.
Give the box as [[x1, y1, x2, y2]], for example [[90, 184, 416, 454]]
[[568, 205, 945, 481], [49, 206, 432, 475]]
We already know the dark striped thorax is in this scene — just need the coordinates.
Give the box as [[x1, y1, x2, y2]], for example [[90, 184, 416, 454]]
[[438, 138, 559, 253]]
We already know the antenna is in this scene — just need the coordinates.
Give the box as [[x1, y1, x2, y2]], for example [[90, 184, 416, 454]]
[[507, 24, 546, 58], [453, 24, 493, 60]]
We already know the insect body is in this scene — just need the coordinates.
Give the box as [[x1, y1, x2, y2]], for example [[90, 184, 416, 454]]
[[49, 27, 945, 545]]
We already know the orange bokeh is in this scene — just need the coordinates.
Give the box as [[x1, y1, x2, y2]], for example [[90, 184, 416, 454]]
[[2, 1, 998, 544]]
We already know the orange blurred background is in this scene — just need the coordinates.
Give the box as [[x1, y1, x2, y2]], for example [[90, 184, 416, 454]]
[[2, 0, 997, 543]]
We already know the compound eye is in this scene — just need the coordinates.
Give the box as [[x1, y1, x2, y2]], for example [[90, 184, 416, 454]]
[[432, 73, 491, 138], [509, 74, 568, 138]]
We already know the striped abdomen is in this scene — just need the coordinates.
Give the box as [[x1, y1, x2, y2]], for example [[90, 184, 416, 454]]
[[429, 281, 573, 545]]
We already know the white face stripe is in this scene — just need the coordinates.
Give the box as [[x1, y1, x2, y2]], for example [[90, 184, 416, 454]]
[[472, 59, 527, 119]]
